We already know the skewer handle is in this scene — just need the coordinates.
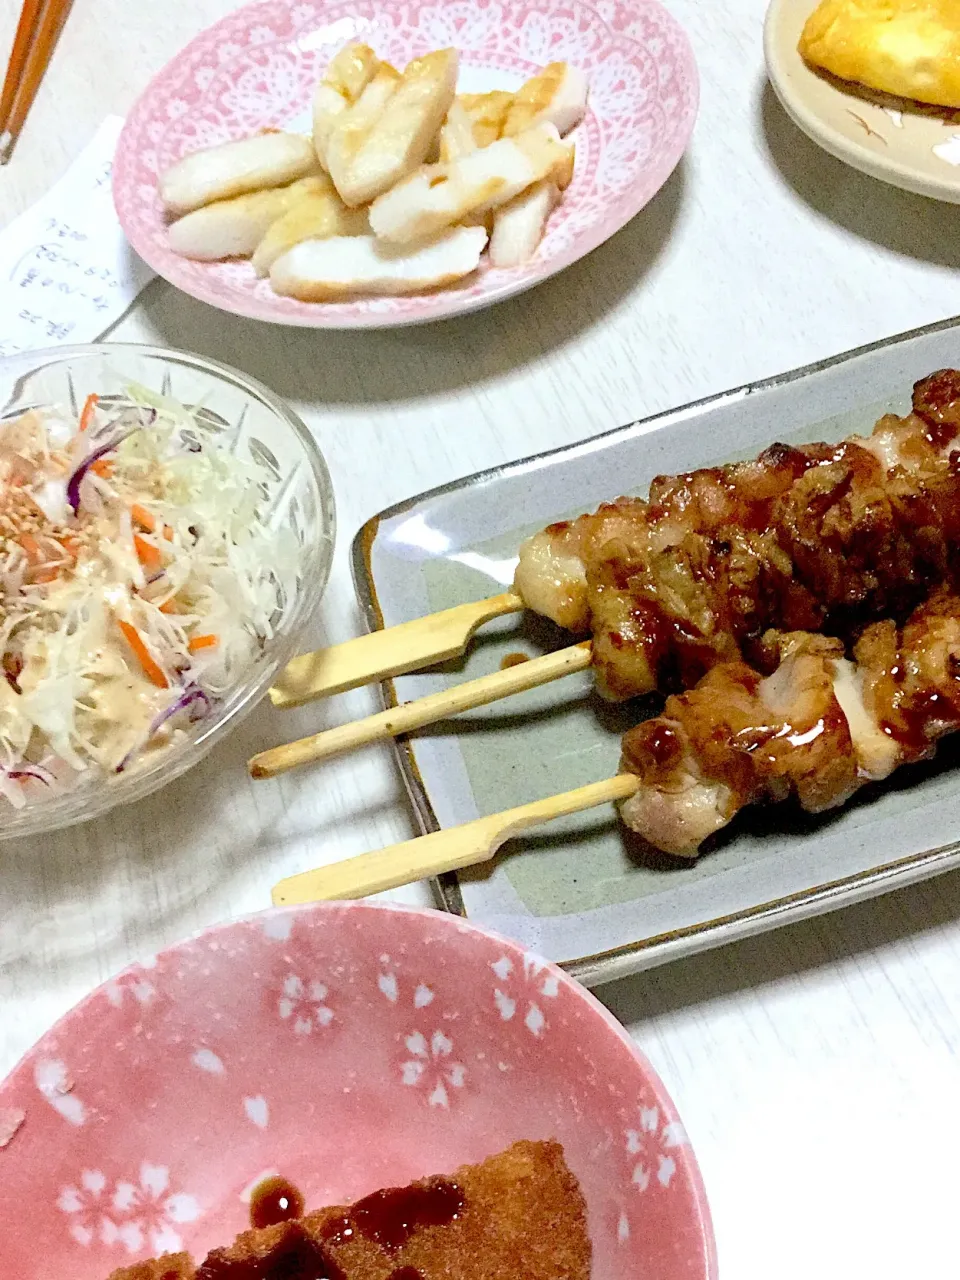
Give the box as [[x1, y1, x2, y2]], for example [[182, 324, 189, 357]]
[[271, 773, 639, 904], [269, 591, 523, 708], [251, 642, 592, 779]]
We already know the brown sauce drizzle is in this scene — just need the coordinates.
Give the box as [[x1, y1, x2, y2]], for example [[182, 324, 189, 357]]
[[320, 1178, 465, 1253], [249, 1175, 305, 1229], [912, 369, 960, 450], [198, 1175, 465, 1280], [500, 651, 530, 669], [882, 688, 960, 758]]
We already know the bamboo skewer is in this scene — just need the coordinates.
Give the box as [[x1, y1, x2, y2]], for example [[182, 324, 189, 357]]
[[272, 773, 639, 904], [251, 640, 592, 779], [269, 591, 523, 708]]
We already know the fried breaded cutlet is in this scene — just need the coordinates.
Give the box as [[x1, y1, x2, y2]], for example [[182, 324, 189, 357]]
[[107, 1139, 591, 1280]]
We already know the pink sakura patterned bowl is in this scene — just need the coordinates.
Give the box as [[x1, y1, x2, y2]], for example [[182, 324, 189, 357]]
[[112, 0, 699, 329], [0, 902, 715, 1278]]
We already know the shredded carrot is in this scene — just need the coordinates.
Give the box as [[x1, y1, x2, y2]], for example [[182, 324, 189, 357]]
[[20, 534, 41, 563], [131, 503, 156, 532], [90, 459, 114, 478], [34, 569, 59, 584], [118, 619, 168, 688], [158, 599, 179, 614], [60, 535, 80, 557], [132, 504, 174, 541], [79, 393, 99, 432], [187, 634, 218, 652], [134, 533, 163, 569]]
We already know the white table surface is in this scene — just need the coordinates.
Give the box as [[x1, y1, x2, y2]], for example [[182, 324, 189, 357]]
[[4, 1, 960, 1276]]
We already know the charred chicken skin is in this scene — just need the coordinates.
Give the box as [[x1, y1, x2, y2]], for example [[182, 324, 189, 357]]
[[618, 588, 960, 856], [514, 370, 960, 700]]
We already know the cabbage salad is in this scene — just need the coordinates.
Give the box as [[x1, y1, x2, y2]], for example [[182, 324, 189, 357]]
[[0, 386, 297, 808]]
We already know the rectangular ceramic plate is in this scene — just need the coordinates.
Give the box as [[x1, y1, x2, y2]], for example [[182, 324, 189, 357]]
[[354, 317, 960, 987]]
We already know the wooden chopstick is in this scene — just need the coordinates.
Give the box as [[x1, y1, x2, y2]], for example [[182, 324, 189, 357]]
[[0, 0, 44, 148], [251, 641, 592, 779], [272, 773, 639, 904], [0, 0, 74, 165], [269, 591, 524, 708]]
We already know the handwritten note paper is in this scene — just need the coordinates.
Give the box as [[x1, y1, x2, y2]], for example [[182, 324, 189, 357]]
[[0, 117, 155, 358]]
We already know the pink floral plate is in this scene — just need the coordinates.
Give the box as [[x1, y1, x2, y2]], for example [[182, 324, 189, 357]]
[[112, 0, 699, 329], [0, 901, 715, 1278]]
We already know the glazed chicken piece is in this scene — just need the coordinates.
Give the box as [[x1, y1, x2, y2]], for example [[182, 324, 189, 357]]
[[514, 369, 960, 699], [618, 588, 960, 856]]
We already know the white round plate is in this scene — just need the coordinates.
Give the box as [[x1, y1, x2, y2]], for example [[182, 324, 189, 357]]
[[113, 0, 698, 329], [765, 0, 960, 204]]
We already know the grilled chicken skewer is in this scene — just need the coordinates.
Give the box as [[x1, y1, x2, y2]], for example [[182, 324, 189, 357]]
[[272, 587, 960, 904], [516, 368, 960, 699], [271, 370, 960, 713], [257, 370, 960, 778], [620, 586, 960, 855]]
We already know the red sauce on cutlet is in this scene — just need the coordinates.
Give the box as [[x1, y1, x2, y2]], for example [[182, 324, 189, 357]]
[[320, 1178, 465, 1253], [249, 1175, 305, 1229], [198, 1175, 464, 1279]]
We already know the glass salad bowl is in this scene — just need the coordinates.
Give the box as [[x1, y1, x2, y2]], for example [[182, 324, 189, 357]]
[[0, 343, 335, 838]]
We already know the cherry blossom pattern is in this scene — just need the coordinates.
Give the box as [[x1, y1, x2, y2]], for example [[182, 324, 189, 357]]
[[376, 957, 436, 1012], [399, 1030, 466, 1108], [625, 1105, 687, 1193], [103, 972, 156, 1010], [379, 960, 463, 1107], [57, 1163, 199, 1254], [34, 1058, 86, 1127], [277, 972, 334, 1035], [491, 951, 559, 1037]]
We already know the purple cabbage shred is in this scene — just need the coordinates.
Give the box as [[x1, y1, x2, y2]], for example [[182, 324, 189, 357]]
[[114, 685, 211, 774], [65, 429, 134, 516], [8, 763, 54, 787]]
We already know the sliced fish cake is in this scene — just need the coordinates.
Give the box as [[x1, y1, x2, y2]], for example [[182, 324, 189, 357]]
[[502, 62, 589, 137], [325, 64, 402, 203], [369, 122, 574, 245], [252, 182, 369, 276], [489, 178, 560, 268], [457, 89, 515, 147], [270, 225, 488, 299], [329, 49, 459, 206], [167, 177, 322, 261], [312, 42, 380, 168], [159, 133, 317, 217]]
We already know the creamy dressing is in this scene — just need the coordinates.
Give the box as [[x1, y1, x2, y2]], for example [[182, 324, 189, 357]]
[[0, 392, 296, 809]]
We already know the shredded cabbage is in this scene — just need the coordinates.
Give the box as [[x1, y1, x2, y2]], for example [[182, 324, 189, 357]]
[[0, 388, 299, 806]]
